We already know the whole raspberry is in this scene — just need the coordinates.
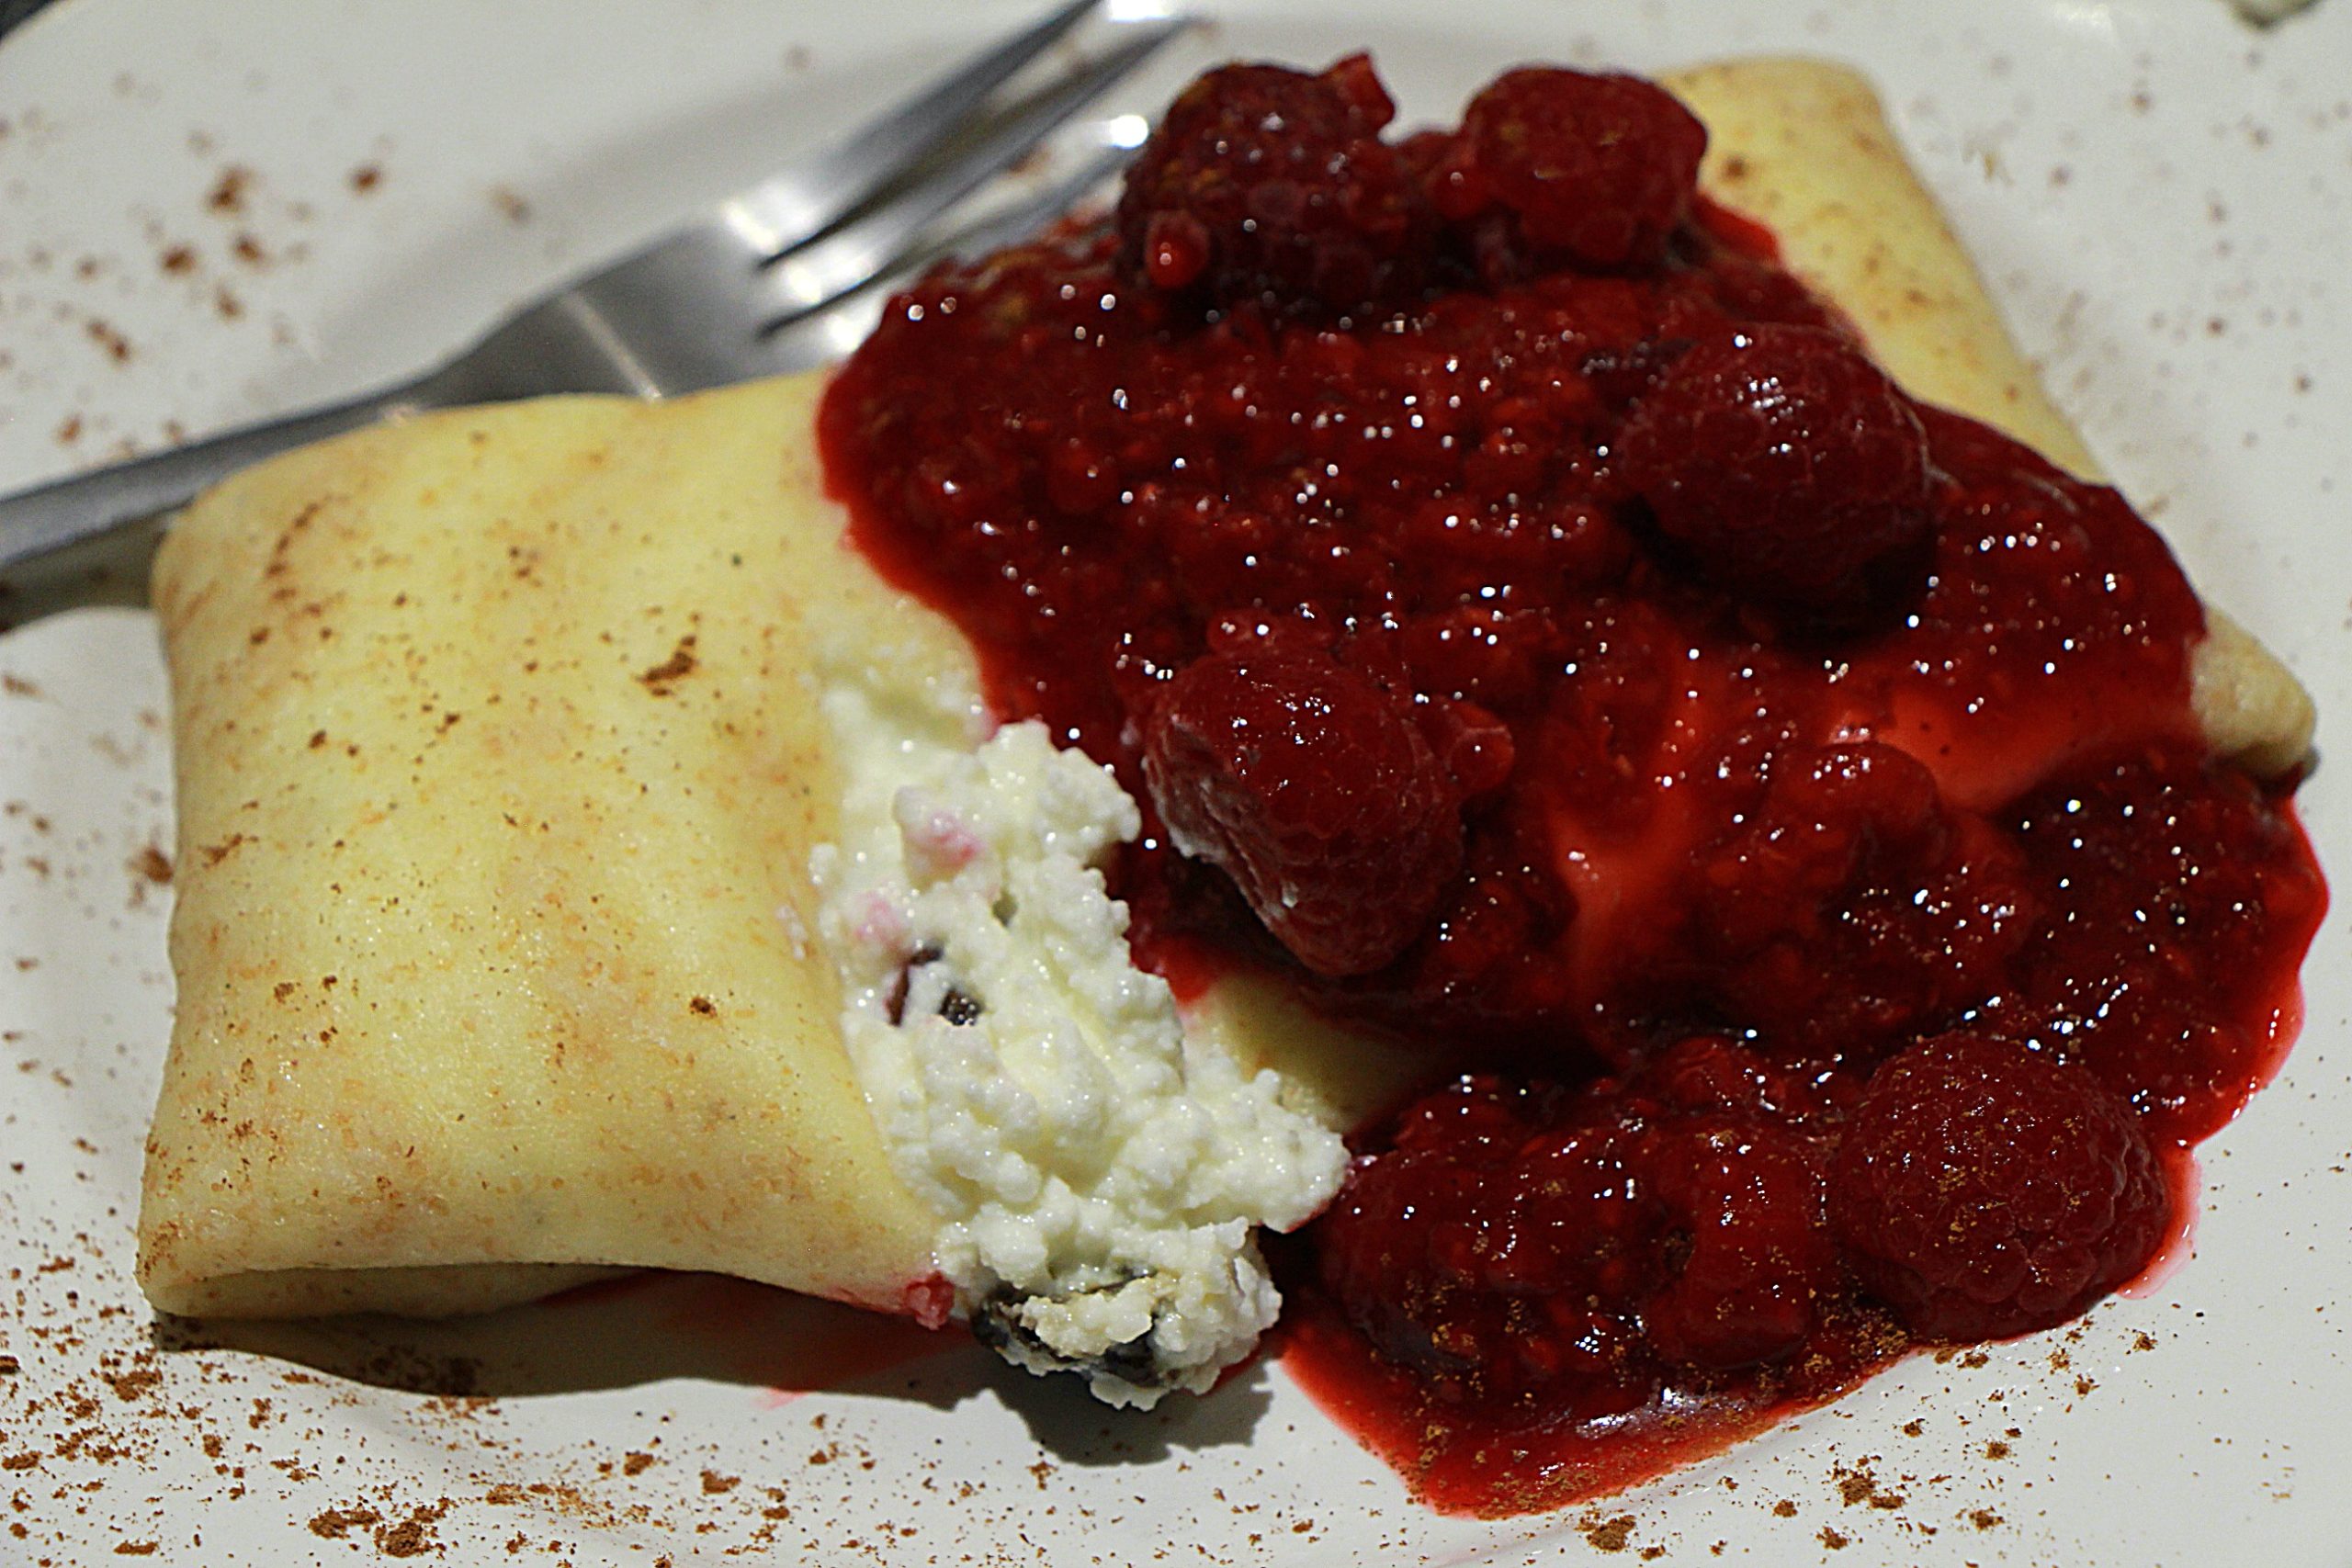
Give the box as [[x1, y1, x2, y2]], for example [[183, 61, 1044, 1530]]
[[1114, 55, 1430, 320], [1317, 1060, 1848, 1397], [1430, 68, 1707, 274], [1691, 743, 2038, 1052], [1316, 1141, 1518, 1391], [1141, 647, 1463, 977], [1316, 1080, 1661, 1404], [1616, 324, 1933, 618], [1829, 1033, 2169, 1342], [1644, 1129, 1839, 1372]]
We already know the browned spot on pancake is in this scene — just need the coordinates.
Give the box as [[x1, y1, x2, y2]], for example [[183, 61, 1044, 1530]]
[[200, 833, 250, 866], [264, 500, 326, 579], [638, 635, 698, 694]]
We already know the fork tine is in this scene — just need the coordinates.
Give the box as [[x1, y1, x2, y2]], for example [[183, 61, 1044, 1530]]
[[748, 17, 1185, 322], [719, 0, 1108, 257], [759, 140, 1138, 372], [901, 141, 1140, 278]]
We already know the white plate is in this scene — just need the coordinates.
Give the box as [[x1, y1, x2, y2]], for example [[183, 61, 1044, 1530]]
[[4, 1, 2348, 1562]]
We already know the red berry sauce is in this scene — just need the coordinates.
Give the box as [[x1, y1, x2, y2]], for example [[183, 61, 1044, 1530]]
[[819, 57, 2324, 1514]]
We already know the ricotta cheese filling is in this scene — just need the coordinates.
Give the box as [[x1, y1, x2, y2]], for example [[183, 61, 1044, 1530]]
[[808, 627, 1347, 1407]]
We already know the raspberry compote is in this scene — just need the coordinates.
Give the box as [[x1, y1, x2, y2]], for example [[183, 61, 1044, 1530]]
[[820, 57, 2324, 1514]]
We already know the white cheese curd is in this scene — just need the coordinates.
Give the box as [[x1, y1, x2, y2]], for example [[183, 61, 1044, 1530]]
[[808, 629, 1347, 1408]]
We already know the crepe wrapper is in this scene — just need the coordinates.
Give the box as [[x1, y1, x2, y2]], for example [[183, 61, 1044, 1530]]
[[142, 375, 961, 1315]]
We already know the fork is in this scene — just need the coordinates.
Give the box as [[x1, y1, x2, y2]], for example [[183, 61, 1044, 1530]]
[[0, 0, 1188, 590]]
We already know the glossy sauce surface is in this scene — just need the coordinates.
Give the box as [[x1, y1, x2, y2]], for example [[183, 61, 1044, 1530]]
[[820, 58, 2324, 1514]]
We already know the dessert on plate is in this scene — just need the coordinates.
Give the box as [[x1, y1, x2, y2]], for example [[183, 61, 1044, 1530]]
[[137, 53, 2322, 1512]]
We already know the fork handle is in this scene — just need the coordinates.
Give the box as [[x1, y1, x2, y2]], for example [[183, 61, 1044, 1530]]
[[0, 374, 440, 573]]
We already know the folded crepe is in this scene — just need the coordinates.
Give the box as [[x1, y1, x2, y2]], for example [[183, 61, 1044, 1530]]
[[142, 371, 949, 1321], [138, 61, 2314, 1395]]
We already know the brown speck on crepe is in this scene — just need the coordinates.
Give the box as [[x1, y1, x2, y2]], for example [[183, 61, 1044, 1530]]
[[137, 60, 2312, 1323]]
